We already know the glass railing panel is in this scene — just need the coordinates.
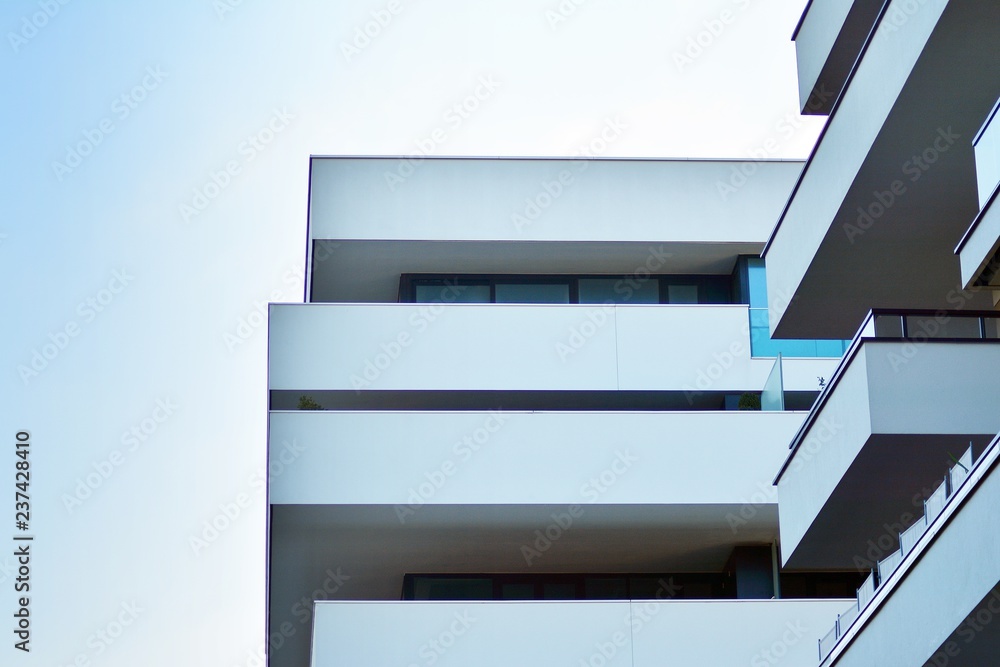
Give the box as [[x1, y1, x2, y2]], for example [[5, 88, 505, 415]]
[[857, 571, 876, 609], [899, 516, 927, 557], [839, 600, 860, 633], [873, 314, 903, 337], [949, 446, 974, 492], [819, 623, 839, 661], [761, 353, 785, 411], [749, 308, 850, 358], [877, 550, 902, 584], [904, 315, 982, 339], [924, 480, 948, 523]]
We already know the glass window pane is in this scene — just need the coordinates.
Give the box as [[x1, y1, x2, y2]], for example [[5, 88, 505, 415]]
[[542, 582, 577, 599], [584, 577, 627, 599], [578, 278, 658, 304], [905, 315, 982, 339], [412, 577, 492, 600], [501, 583, 534, 600], [874, 315, 903, 337], [495, 283, 569, 304], [415, 283, 490, 303], [985, 318, 1000, 339], [667, 284, 699, 304], [746, 258, 769, 308]]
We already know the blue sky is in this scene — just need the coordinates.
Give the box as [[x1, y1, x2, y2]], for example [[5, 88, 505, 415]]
[[1, 1, 822, 665]]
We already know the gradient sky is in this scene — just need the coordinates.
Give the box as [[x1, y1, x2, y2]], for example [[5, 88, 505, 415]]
[[1, 1, 823, 665]]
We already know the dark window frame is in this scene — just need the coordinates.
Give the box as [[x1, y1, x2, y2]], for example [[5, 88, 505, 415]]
[[399, 273, 733, 305]]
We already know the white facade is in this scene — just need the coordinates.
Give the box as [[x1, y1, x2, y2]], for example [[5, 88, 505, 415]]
[[267, 157, 853, 667]]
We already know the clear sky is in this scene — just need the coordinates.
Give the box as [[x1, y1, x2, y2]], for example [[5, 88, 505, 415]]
[[1, 1, 822, 665]]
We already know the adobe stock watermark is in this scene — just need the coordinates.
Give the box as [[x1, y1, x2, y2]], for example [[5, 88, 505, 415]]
[[725, 480, 779, 535], [188, 438, 305, 556], [17, 268, 134, 385], [749, 620, 809, 666], [512, 116, 628, 232], [214, 0, 248, 20], [923, 587, 1000, 667], [236, 567, 352, 667], [7, 0, 73, 54], [179, 108, 295, 223], [394, 410, 508, 523], [726, 415, 844, 538], [349, 282, 467, 391], [384, 76, 502, 192], [681, 285, 796, 405], [340, 0, 407, 62], [544, 0, 590, 31], [224, 262, 305, 352], [521, 450, 638, 565], [884, 283, 980, 372], [843, 127, 960, 244], [61, 398, 179, 514], [879, 0, 930, 35], [406, 611, 477, 667], [55, 601, 144, 667], [51, 66, 168, 182], [555, 245, 672, 362], [716, 86, 835, 201], [672, 0, 755, 72], [577, 578, 682, 667]]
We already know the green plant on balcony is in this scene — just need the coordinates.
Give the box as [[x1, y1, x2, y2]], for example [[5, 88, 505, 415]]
[[297, 395, 323, 410], [737, 392, 761, 411]]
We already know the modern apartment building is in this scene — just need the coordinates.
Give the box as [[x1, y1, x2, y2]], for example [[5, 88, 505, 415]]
[[266, 156, 861, 667], [266, 2, 1000, 665], [761, 0, 1000, 665]]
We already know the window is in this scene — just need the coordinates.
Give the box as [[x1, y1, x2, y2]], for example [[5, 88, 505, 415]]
[[401, 274, 733, 305]]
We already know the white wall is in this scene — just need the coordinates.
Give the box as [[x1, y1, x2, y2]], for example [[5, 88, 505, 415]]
[[794, 0, 855, 108], [268, 410, 806, 506], [309, 157, 802, 243], [309, 599, 849, 667], [268, 303, 840, 393], [766, 0, 949, 334]]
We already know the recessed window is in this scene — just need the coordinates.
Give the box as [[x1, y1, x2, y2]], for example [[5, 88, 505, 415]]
[[579, 278, 658, 304], [666, 284, 699, 304], [415, 282, 490, 303], [495, 283, 570, 304]]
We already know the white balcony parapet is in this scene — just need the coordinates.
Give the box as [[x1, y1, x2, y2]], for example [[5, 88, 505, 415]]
[[309, 599, 850, 667], [974, 97, 1000, 208], [268, 303, 839, 395]]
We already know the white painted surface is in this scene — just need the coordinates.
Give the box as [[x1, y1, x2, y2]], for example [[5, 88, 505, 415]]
[[309, 599, 850, 667], [777, 340, 1000, 563], [975, 104, 1000, 207], [960, 191, 1000, 289], [309, 157, 802, 243], [268, 303, 840, 392], [766, 0, 948, 333], [268, 410, 806, 505], [794, 0, 855, 109]]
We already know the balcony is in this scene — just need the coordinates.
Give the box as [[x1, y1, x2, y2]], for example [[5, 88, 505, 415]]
[[269, 410, 805, 507], [957, 95, 1000, 290], [792, 0, 883, 115], [817, 436, 1000, 666], [774, 310, 1000, 569], [268, 303, 839, 408], [306, 157, 803, 302], [765, 1, 1000, 338], [308, 599, 850, 667]]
